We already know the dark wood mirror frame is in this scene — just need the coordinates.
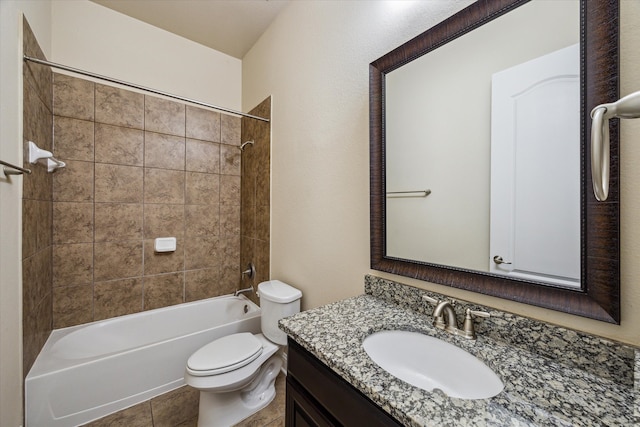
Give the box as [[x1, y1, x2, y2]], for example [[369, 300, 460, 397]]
[[370, 0, 620, 323]]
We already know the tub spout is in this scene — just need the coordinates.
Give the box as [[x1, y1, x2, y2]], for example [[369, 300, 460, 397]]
[[234, 285, 254, 297]]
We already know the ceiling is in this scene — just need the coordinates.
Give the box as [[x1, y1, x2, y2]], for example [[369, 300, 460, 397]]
[[90, 0, 290, 59]]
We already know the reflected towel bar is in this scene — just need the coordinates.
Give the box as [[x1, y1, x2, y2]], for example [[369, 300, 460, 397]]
[[1, 159, 32, 176], [386, 189, 431, 197]]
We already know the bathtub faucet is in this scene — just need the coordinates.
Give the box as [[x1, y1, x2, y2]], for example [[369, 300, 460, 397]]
[[234, 285, 254, 297]]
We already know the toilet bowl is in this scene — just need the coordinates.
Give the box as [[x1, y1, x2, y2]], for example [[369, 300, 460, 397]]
[[185, 280, 302, 427]]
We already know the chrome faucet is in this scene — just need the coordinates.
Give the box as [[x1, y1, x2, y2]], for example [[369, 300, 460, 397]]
[[234, 285, 254, 297], [422, 295, 490, 340], [432, 300, 459, 332]]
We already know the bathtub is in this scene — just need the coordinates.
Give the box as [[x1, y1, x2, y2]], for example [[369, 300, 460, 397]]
[[25, 294, 261, 427]]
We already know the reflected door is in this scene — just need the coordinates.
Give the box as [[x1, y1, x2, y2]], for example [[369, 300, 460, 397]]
[[490, 43, 580, 288]]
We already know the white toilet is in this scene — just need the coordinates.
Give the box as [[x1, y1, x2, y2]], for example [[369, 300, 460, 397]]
[[185, 280, 302, 427]]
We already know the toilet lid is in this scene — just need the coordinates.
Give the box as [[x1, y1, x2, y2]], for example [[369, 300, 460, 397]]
[[187, 333, 263, 376]]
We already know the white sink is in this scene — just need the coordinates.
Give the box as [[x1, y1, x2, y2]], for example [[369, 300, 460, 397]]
[[362, 330, 504, 399]]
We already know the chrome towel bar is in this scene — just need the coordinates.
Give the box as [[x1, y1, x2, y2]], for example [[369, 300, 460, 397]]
[[1, 159, 32, 176], [591, 90, 640, 201]]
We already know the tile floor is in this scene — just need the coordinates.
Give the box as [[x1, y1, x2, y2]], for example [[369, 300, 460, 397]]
[[176, 374, 286, 427], [233, 373, 285, 427], [83, 373, 285, 427], [180, 373, 286, 427]]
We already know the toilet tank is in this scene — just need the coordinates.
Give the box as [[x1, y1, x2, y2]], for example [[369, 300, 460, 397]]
[[258, 280, 302, 345]]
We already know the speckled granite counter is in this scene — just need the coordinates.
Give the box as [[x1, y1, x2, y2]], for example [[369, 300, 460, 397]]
[[279, 275, 639, 426]]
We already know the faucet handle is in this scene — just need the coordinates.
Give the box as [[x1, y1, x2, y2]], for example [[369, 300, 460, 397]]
[[467, 309, 490, 318], [422, 295, 439, 305], [462, 308, 490, 340]]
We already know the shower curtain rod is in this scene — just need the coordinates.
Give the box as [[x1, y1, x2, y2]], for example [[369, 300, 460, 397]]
[[23, 56, 270, 123]]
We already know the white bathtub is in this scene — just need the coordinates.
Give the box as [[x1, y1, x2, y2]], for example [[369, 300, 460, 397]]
[[25, 294, 261, 427]]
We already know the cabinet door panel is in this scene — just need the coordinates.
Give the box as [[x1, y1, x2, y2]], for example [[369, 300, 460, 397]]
[[286, 339, 402, 427], [286, 377, 337, 427]]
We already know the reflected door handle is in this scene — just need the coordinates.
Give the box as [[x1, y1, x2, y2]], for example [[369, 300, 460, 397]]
[[493, 256, 512, 265]]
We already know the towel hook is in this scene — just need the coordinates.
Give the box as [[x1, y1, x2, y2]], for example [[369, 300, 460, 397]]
[[28, 141, 65, 173]]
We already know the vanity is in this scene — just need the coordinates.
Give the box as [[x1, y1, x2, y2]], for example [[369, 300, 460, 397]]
[[280, 276, 638, 426]]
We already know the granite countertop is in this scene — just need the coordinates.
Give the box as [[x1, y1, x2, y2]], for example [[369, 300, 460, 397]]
[[279, 276, 639, 427]]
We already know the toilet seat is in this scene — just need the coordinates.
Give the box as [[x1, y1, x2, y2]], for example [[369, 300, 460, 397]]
[[187, 333, 263, 377]]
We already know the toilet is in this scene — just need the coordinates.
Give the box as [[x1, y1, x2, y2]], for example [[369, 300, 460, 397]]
[[185, 280, 302, 427]]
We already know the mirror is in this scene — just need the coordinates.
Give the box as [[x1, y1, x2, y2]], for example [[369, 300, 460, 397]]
[[370, 0, 620, 323]]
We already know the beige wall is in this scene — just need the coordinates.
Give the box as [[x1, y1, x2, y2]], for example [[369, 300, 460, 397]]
[[243, 1, 640, 346], [1, 2, 52, 425], [51, 0, 241, 111]]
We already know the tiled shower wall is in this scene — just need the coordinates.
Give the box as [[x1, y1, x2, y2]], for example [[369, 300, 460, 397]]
[[21, 16, 274, 426], [50, 73, 243, 328], [22, 18, 54, 377], [240, 98, 271, 303]]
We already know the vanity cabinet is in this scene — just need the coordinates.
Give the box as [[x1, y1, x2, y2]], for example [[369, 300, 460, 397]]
[[285, 339, 403, 427]]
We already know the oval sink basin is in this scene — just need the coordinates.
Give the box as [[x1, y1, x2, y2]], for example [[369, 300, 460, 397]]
[[362, 330, 503, 399]]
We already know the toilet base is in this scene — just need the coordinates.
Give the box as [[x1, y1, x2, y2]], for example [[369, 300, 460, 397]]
[[197, 355, 283, 427]]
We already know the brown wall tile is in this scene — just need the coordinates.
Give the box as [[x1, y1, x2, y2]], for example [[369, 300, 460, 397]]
[[95, 203, 143, 242], [144, 239, 184, 275], [143, 204, 185, 239], [144, 168, 185, 204], [22, 199, 37, 259], [23, 19, 52, 109], [95, 83, 144, 129], [143, 273, 184, 310], [220, 266, 240, 295], [22, 250, 51, 316], [53, 243, 93, 287], [241, 198, 256, 239], [220, 234, 241, 271], [95, 163, 143, 203], [220, 144, 241, 176], [145, 96, 185, 137], [185, 268, 221, 302], [53, 284, 93, 328], [52, 202, 93, 244], [94, 278, 143, 320], [45, 72, 269, 349], [186, 105, 220, 142], [53, 116, 94, 161], [95, 123, 144, 166], [23, 293, 53, 378], [144, 132, 185, 170], [221, 114, 241, 146], [240, 97, 271, 290], [256, 167, 271, 207], [185, 205, 219, 237], [220, 203, 240, 235], [184, 236, 219, 270], [186, 139, 220, 173], [185, 172, 219, 205], [24, 76, 53, 158], [256, 204, 270, 241], [52, 160, 94, 202], [36, 201, 53, 250], [254, 239, 270, 285], [53, 73, 95, 121], [94, 241, 143, 282], [220, 175, 241, 203]]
